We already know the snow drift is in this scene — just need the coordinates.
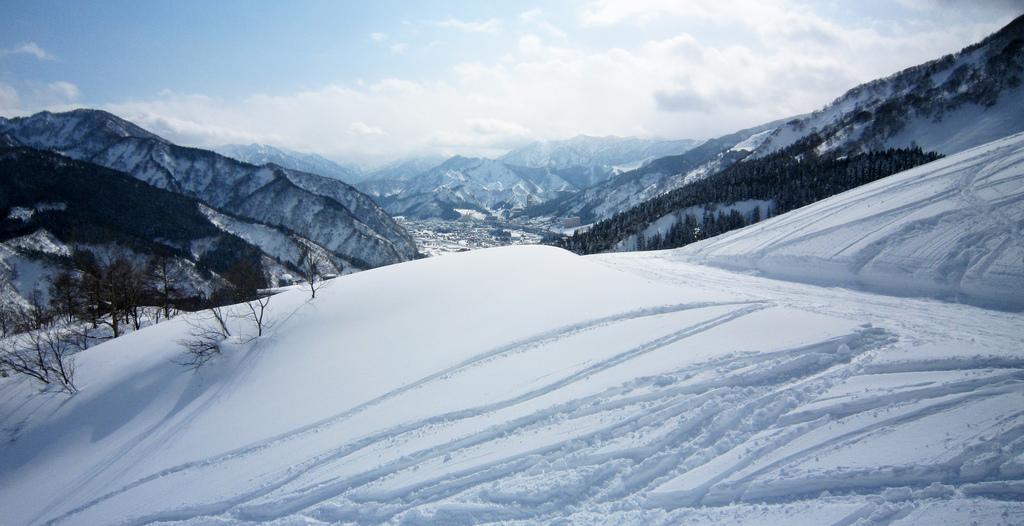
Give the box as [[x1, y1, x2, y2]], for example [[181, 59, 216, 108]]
[[676, 132, 1024, 310]]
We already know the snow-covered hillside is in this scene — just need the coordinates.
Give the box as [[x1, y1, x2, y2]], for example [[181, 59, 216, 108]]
[[0, 147, 353, 308], [216, 143, 362, 184], [0, 110, 417, 268], [750, 15, 1024, 158], [1, 242, 1021, 524], [676, 132, 1024, 310]]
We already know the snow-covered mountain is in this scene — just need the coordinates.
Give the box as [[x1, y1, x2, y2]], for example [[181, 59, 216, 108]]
[[357, 137, 697, 220], [0, 109, 418, 268], [216, 143, 363, 184], [359, 156, 577, 219], [533, 14, 1024, 224], [0, 147, 357, 308], [748, 16, 1024, 158], [527, 121, 784, 223], [501, 135, 699, 187], [2, 131, 1022, 522], [364, 155, 446, 181]]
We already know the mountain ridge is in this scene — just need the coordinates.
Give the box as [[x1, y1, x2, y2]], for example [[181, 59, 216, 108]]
[[0, 109, 418, 268], [216, 143, 363, 184], [357, 135, 699, 220], [527, 14, 1024, 225], [0, 146, 349, 307]]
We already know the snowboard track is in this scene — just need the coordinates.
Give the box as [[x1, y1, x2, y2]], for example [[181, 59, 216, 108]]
[[42, 291, 1024, 525]]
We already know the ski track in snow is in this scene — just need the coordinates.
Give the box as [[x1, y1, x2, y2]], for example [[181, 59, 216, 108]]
[[26, 256, 1023, 525], [676, 134, 1024, 311]]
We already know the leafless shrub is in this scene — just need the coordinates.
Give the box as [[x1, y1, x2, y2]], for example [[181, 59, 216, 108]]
[[0, 326, 78, 393], [146, 251, 184, 321], [298, 246, 330, 299], [176, 307, 231, 369], [243, 295, 272, 339]]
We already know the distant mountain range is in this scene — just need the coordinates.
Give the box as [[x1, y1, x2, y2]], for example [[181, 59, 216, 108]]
[[501, 135, 699, 175], [356, 136, 700, 219], [216, 143, 363, 184], [215, 135, 702, 221], [359, 156, 575, 220], [364, 155, 448, 181], [0, 109, 418, 306]]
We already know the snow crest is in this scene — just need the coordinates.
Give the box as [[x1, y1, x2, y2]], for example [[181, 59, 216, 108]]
[[677, 132, 1024, 311]]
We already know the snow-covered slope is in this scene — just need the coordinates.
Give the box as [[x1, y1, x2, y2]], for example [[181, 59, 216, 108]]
[[1, 243, 1022, 524], [216, 143, 362, 184], [0, 110, 417, 268], [676, 132, 1024, 310]]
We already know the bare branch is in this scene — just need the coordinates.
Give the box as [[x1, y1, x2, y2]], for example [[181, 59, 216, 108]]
[[176, 308, 232, 369]]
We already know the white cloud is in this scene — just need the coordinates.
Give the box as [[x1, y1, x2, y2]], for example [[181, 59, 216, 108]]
[[369, 32, 388, 42], [47, 81, 80, 101], [433, 17, 501, 33], [519, 9, 543, 22], [0, 42, 56, 61], [348, 121, 385, 136], [82, 2, 1013, 164], [466, 118, 530, 136], [896, 0, 1024, 12], [390, 43, 408, 55]]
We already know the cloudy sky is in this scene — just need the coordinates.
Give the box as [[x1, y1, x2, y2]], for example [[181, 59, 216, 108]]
[[1, 0, 1020, 165]]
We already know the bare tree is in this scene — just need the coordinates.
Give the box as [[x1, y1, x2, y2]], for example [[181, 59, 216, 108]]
[[70, 250, 149, 337], [0, 304, 23, 338], [49, 271, 81, 325], [106, 256, 146, 332], [298, 246, 328, 299], [73, 249, 103, 329], [0, 332, 51, 385], [26, 290, 53, 331], [0, 327, 78, 393], [147, 251, 183, 321], [243, 295, 272, 338], [36, 329, 77, 393], [122, 262, 146, 331], [177, 307, 232, 369]]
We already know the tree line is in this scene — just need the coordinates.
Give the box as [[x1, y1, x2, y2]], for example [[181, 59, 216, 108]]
[[1, 244, 333, 392], [555, 142, 942, 255]]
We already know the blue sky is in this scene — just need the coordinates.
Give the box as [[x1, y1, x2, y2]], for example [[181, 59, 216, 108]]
[[1, 1, 1020, 164]]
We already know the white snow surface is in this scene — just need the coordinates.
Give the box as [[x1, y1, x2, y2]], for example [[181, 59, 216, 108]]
[[730, 129, 776, 153], [1, 241, 1022, 525], [676, 132, 1024, 311]]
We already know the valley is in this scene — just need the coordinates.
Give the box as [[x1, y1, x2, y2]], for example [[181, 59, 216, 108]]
[[397, 217, 547, 257]]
